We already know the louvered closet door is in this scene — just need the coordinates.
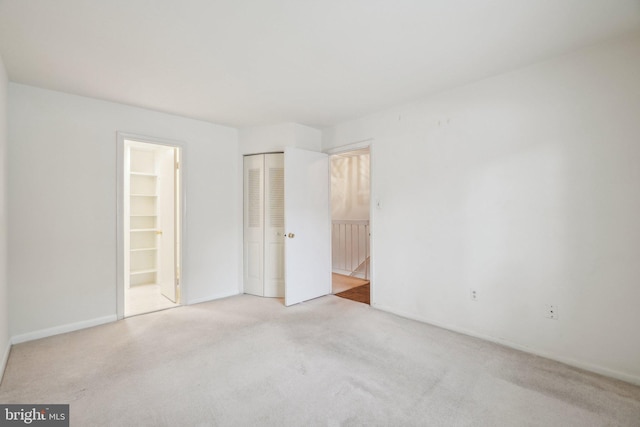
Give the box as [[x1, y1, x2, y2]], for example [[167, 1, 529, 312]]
[[243, 155, 264, 296], [264, 153, 285, 297]]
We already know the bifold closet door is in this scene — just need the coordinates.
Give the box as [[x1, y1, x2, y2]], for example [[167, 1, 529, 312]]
[[263, 154, 285, 297], [243, 153, 285, 298], [243, 154, 264, 296]]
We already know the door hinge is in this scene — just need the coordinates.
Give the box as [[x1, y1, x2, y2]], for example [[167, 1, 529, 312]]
[[175, 161, 180, 170]]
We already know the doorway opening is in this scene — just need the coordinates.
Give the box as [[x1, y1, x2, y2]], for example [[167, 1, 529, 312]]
[[122, 139, 181, 317], [330, 147, 371, 305]]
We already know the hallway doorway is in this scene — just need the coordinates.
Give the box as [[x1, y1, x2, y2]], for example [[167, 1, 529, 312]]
[[330, 147, 371, 304]]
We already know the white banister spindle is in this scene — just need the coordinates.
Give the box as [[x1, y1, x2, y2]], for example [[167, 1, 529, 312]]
[[332, 220, 370, 279]]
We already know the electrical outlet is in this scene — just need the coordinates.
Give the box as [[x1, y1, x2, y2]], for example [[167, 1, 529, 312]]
[[545, 304, 558, 320], [470, 289, 478, 301]]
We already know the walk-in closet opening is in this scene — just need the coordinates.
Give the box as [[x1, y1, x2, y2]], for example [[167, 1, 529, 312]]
[[121, 139, 182, 317], [330, 148, 371, 305]]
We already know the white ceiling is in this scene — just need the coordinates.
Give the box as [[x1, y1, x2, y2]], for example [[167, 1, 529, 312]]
[[1, 1, 639, 128]]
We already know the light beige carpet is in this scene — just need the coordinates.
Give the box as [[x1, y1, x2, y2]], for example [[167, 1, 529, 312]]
[[1, 295, 639, 426]]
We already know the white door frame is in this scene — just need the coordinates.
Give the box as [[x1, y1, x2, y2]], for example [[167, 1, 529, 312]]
[[116, 132, 187, 320], [324, 139, 375, 306]]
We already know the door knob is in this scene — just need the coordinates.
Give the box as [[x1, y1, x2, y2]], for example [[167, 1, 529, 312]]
[[287, 233, 295, 238]]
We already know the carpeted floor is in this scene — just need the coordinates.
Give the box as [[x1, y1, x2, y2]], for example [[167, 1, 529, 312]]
[[335, 283, 370, 305], [1, 295, 639, 426]]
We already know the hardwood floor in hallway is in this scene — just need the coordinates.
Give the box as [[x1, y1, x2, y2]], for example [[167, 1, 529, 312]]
[[332, 272, 369, 296]]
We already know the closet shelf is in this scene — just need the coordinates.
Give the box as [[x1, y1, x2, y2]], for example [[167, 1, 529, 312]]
[[130, 269, 157, 275], [128, 146, 164, 289]]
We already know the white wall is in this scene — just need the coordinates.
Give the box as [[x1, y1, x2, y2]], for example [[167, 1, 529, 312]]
[[323, 32, 640, 385], [0, 54, 10, 373], [331, 153, 370, 221], [8, 84, 239, 340], [239, 123, 321, 154]]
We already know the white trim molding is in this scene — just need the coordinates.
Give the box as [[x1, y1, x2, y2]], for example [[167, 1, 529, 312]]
[[187, 290, 240, 306], [0, 339, 11, 383], [11, 315, 117, 345]]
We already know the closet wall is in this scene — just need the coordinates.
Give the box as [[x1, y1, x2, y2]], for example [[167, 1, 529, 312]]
[[238, 124, 322, 299]]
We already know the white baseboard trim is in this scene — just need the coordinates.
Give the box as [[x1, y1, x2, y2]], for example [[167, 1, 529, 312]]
[[374, 303, 640, 387], [332, 269, 353, 276], [187, 290, 240, 305], [11, 315, 118, 345], [0, 338, 11, 384], [333, 269, 367, 279]]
